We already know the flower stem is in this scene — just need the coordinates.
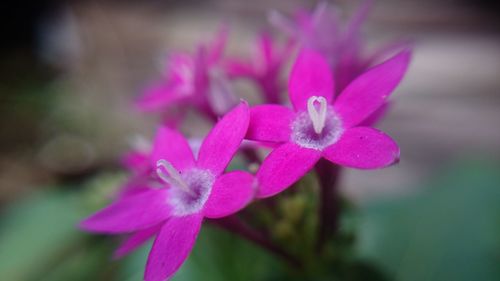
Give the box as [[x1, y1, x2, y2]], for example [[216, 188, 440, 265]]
[[209, 215, 302, 268], [314, 159, 341, 252], [241, 147, 261, 165]]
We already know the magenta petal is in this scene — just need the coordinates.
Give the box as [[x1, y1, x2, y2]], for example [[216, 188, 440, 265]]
[[258, 32, 273, 66], [197, 101, 250, 175], [113, 224, 162, 259], [117, 184, 151, 200], [344, 0, 373, 42], [268, 10, 298, 39], [80, 189, 171, 234], [207, 25, 229, 65], [323, 127, 400, 169], [151, 126, 195, 171], [193, 46, 209, 97], [144, 214, 203, 281], [204, 171, 255, 218], [246, 105, 294, 143], [257, 142, 321, 198], [334, 49, 412, 128], [289, 49, 334, 111], [121, 151, 149, 172], [225, 59, 256, 78]]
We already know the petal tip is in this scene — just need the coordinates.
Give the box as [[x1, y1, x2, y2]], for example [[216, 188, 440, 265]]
[[78, 218, 99, 233], [238, 98, 250, 108], [390, 147, 401, 167]]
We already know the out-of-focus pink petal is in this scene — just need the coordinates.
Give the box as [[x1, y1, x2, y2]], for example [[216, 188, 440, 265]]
[[289, 49, 334, 111], [144, 214, 203, 281], [333, 55, 364, 95], [258, 32, 273, 66], [295, 8, 313, 31], [225, 59, 256, 78], [160, 107, 187, 128], [135, 82, 184, 112], [311, 1, 336, 28], [207, 25, 229, 65], [307, 1, 339, 56], [197, 101, 250, 175], [257, 142, 321, 198], [193, 45, 209, 99], [323, 127, 399, 169], [80, 189, 171, 234], [344, 0, 373, 44], [279, 38, 297, 63], [246, 105, 294, 143], [365, 40, 414, 68], [207, 70, 238, 115], [151, 126, 195, 171], [121, 151, 149, 172], [113, 224, 162, 259], [268, 10, 298, 38], [203, 171, 255, 218], [334, 49, 411, 128]]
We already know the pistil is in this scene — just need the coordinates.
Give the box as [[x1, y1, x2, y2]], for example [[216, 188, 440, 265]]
[[307, 96, 328, 134], [156, 159, 194, 195]]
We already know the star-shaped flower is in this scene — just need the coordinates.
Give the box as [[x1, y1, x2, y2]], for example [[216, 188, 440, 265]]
[[136, 27, 237, 122], [81, 101, 255, 281], [226, 32, 293, 104], [246, 48, 411, 198], [270, 0, 406, 95]]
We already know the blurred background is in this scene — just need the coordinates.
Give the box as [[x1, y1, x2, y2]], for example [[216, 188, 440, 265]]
[[1, 0, 499, 280]]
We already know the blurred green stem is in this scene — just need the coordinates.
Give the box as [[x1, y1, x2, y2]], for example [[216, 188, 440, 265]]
[[210, 215, 302, 268], [241, 147, 261, 165], [315, 159, 341, 252]]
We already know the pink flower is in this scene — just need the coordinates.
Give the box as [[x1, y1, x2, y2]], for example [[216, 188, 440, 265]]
[[81, 101, 255, 281], [269, 1, 343, 64], [270, 0, 406, 95], [136, 27, 237, 122], [246, 48, 411, 198], [225, 32, 293, 104], [121, 150, 150, 173], [120, 135, 152, 175]]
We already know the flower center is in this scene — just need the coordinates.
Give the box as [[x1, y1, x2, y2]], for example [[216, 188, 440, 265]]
[[156, 160, 214, 216], [290, 96, 343, 150]]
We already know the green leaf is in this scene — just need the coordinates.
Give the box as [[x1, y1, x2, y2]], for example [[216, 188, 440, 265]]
[[0, 190, 86, 280], [119, 224, 285, 281], [357, 162, 500, 281]]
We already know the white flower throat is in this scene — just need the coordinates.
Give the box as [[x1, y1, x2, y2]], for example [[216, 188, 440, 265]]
[[156, 159, 215, 216], [290, 96, 343, 150]]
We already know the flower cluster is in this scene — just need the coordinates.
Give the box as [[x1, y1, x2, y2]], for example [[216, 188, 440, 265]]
[[80, 2, 412, 281]]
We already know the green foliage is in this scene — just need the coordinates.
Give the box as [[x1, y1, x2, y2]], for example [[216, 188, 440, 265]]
[[1, 162, 499, 281], [357, 162, 500, 281], [0, 190, 91, 281], [118, 225, 284, 281]]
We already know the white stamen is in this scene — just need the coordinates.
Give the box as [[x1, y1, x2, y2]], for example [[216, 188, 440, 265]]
[[156, 159, 193, 194], [307, 96, 328, 134]]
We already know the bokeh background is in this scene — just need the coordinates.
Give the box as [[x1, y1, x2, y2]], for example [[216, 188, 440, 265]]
[[1, 0, 499, 280]]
